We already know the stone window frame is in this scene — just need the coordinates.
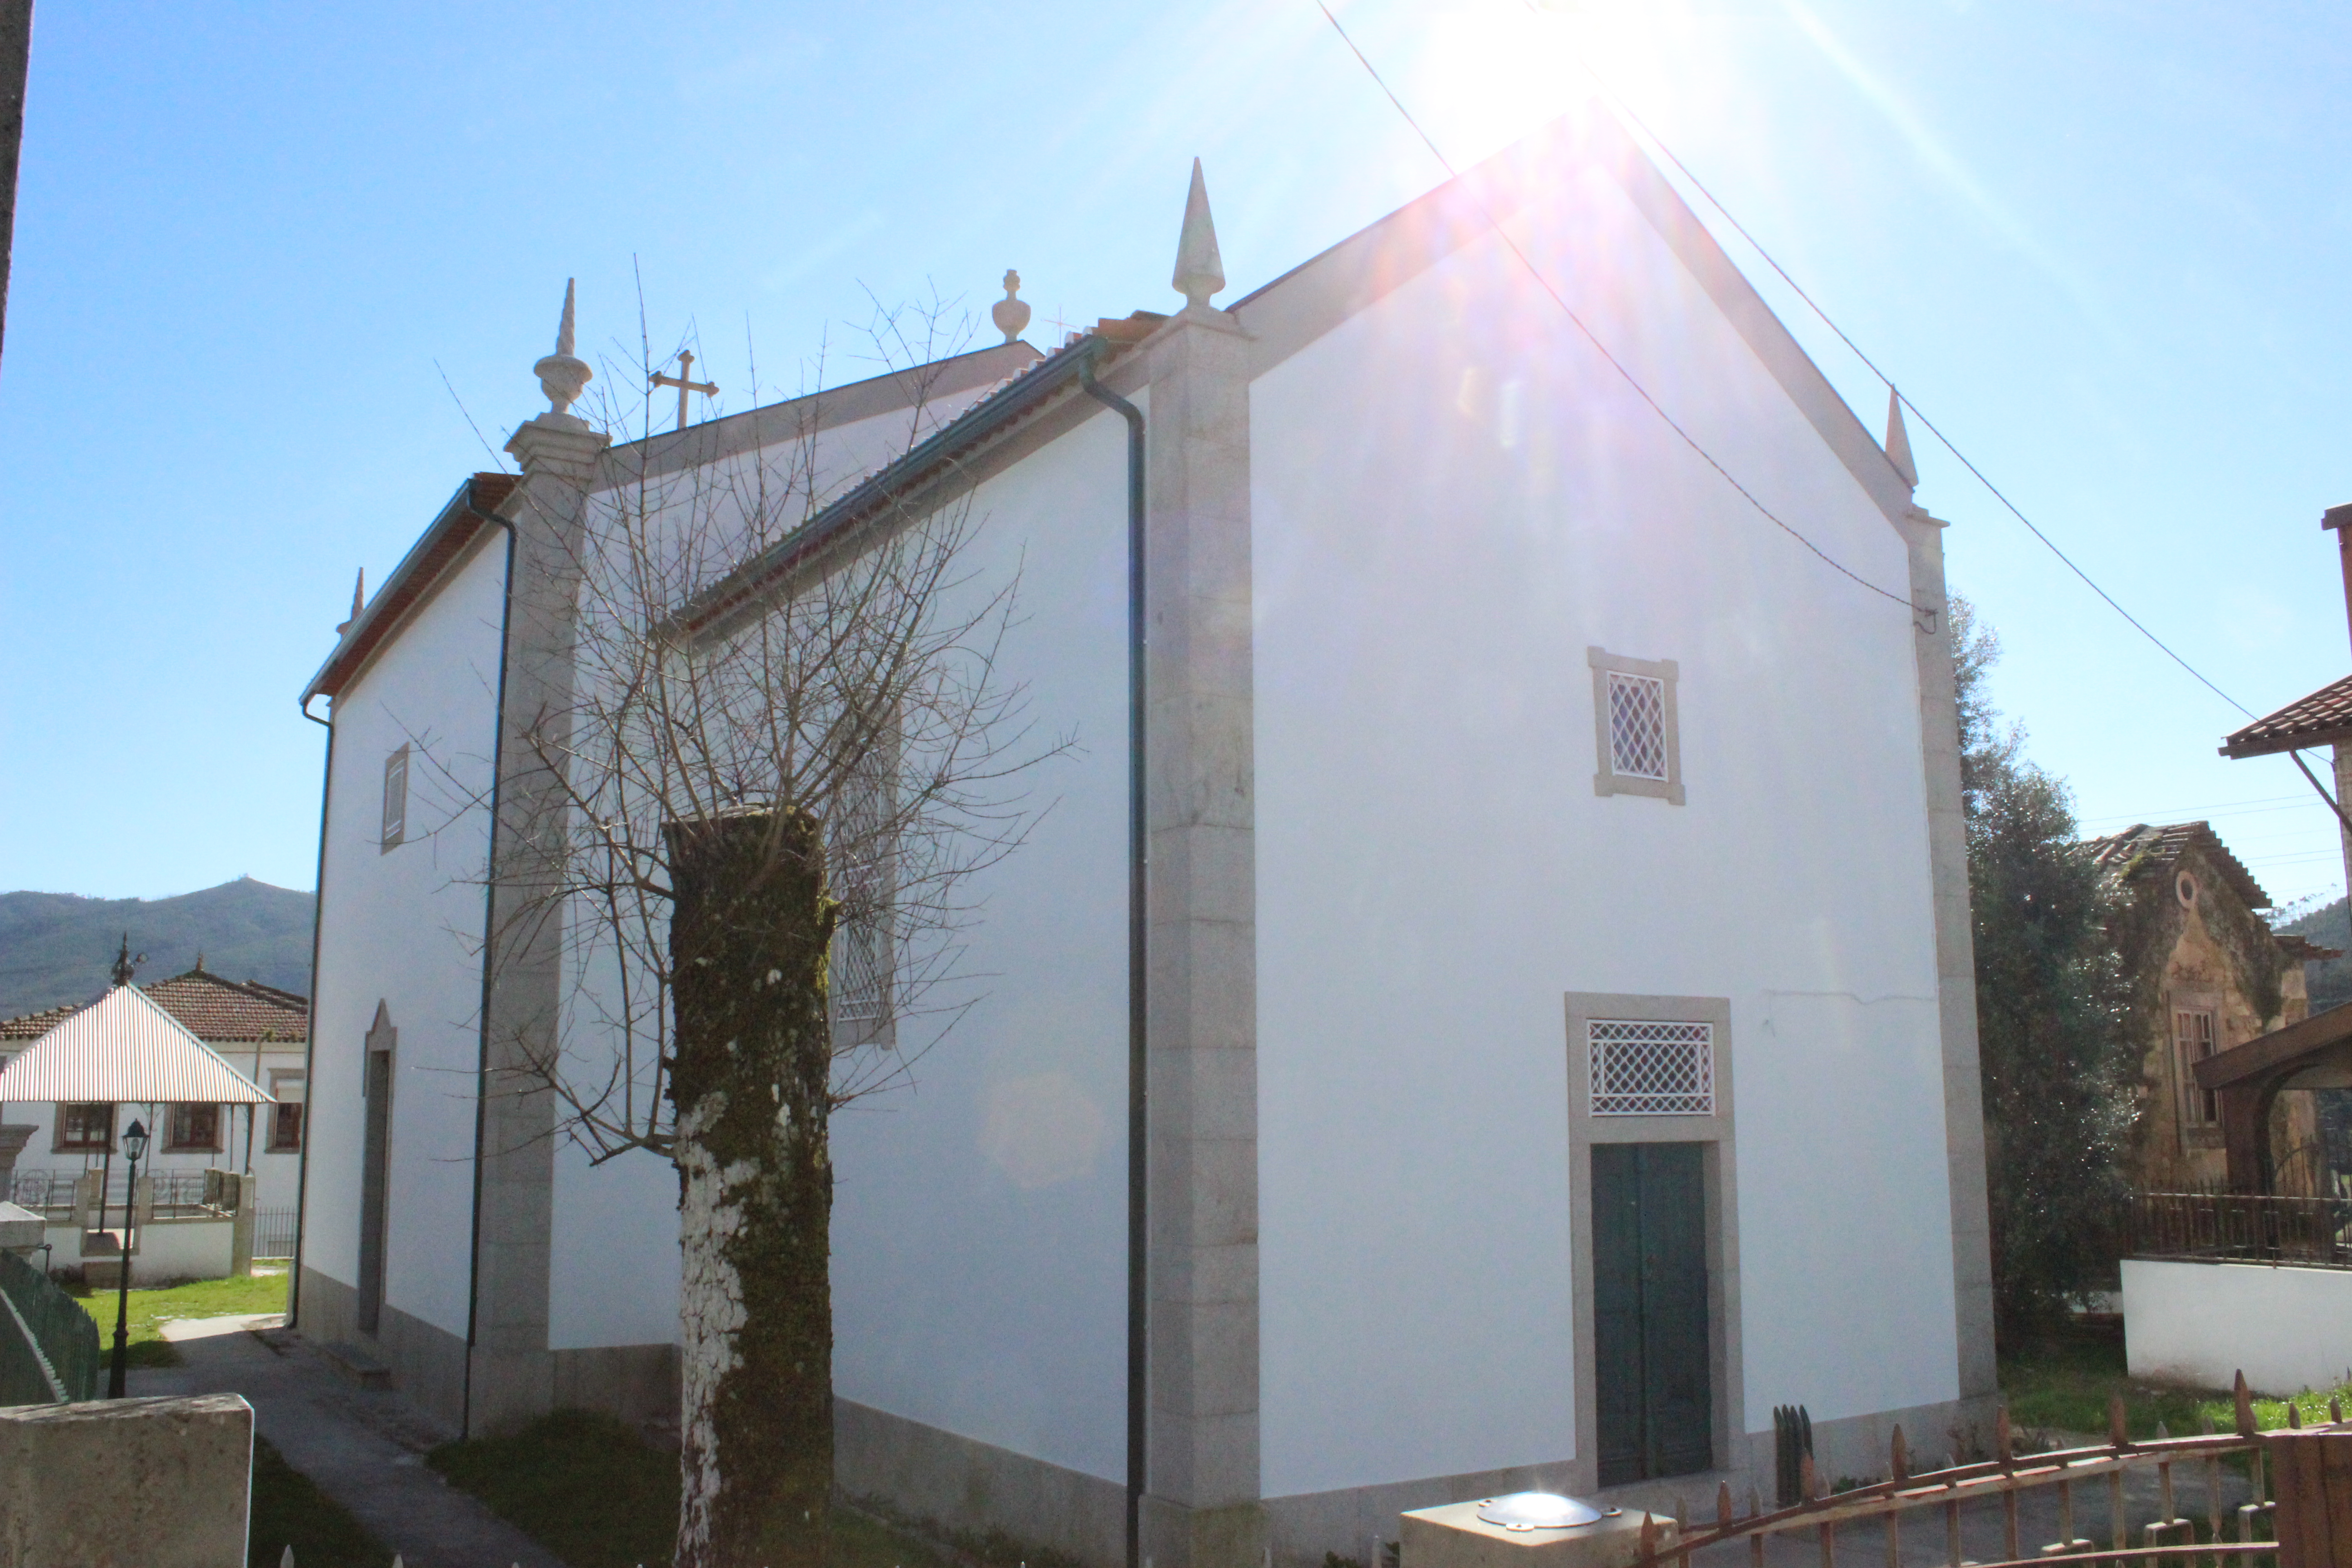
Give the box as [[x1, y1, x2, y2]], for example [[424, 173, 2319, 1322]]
[[267, 1070, 306, 1152], [828, 714, 902, 1053], [380, 744, 410, 853], [2171, 991, 2224, 1141], [1589, 647, 1686, 805], [1563, 990, 1741, 1491]]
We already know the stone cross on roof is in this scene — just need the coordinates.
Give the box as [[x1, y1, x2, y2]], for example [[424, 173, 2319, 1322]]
[[651, 349, 719, 432]]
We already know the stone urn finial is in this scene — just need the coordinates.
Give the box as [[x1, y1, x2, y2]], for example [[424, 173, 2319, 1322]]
[[991, 270, 1032, 345], [533, 278, 594, 416]]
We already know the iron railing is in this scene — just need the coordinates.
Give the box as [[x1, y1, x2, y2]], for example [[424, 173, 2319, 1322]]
[[9, 1166, 244, 1222], [255, 1207, 299, 1259], [1635, 1396, 2278, 1568], [2132, 1191, 2352, 1269]]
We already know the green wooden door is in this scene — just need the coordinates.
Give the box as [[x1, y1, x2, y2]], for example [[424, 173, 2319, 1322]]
[[1592, 1142, 1712, 1486]]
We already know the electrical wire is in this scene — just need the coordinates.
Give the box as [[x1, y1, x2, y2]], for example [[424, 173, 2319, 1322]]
[[1578, 83, 2352, 848], [1317, 0, 2352, 862], [1309, 0, 1920, 616]]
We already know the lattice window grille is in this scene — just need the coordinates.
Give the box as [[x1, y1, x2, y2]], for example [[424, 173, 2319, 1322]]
[[1607, 671, 1669, 781], [1590, 1020, 1714, 1116], [829, 740, 896, 1030]]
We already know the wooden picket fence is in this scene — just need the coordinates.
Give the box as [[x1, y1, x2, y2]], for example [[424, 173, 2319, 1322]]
[[1634, 1376, 2295, 1568]]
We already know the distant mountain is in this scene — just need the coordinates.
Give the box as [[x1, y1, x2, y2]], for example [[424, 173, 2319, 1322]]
[[2280, 897, 2352, 1014], [0, 878, 316, 1020]]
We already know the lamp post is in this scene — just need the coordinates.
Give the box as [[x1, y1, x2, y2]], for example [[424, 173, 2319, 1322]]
[[106, 1118, 147, 1398]]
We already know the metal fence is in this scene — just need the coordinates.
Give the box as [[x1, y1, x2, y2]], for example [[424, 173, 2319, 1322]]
[[1633, 1393, 2279, 1568], [0, 1245, 98, 1404], [255, 1207, 299, 1259], [2132, 1190, 2352, 1269]]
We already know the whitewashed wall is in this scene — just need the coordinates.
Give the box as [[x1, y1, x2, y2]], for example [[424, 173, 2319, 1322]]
[[307, 534, 506, 1342], [5, 1056, 305, 1211], [2123, 1259, 2352, 1395], [1250, 169, 1954, 1499], [545, 386, 1127, 1390], [825, 406, 1135, 1482]]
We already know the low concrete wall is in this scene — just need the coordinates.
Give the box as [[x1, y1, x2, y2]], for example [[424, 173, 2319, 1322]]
[[0, 1393, 253, 1567], [45, 1217, 234, 1286], [2125, 1258, 2352, 1393]]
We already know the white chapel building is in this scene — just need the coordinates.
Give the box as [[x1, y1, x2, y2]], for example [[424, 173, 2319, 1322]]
[[297, 103, 1993, 1568]]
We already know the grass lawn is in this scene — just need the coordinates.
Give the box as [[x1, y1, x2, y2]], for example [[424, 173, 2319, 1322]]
[[428, 1410, 959, 1568], [65, 1269, 289, 1369], [249, 1434, 384, 1568], [2002, 1325, 2352, 1441]]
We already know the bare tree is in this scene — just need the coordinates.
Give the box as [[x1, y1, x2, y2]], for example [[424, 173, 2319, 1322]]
[[477, 298, 1058, 1568]]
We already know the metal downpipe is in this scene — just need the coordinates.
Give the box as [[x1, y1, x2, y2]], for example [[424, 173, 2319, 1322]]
[[1080, 343, 1148, 1568]]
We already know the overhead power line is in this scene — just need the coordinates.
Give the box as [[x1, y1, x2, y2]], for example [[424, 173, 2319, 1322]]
[[1308, 0, 1917, 616], [1310, 3, 2352, 846]]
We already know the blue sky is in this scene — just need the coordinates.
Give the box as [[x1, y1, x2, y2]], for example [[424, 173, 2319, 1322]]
[[4, 0, 2349, 910]]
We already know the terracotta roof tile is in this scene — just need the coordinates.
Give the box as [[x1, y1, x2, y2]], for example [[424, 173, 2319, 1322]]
[[2083, 820, 2270, 912], [0, 968, 307, 1045], [2222, 674, 2352, 759]]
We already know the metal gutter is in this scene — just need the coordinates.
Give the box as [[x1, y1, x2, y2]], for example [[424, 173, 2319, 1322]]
[[676, 334, 1135, 637], [289, 695, 334, 1331], [1079, 345, 1149, 1568]]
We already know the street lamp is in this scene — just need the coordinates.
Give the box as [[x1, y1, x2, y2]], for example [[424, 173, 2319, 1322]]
[[106, 1118, 148, 1398]]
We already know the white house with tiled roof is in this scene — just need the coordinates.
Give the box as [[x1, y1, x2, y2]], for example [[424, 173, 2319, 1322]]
[[0, 963, 309, 1215], [299, 104, 1993, 1568]]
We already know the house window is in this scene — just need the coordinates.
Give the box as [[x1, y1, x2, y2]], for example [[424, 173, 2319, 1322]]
[[55, 1103, 113, 1152], [1589, 647, 1685, 804], [828, 721, 899, 1048], [167, 1103, 222, 1152], [2177, 1008, 2219, 1127], [268, 1072, 306, 1152], [381, 744, 410, 852], [1591, 1020, 1715, 1116]]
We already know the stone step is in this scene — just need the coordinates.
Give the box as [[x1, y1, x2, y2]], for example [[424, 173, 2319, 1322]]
[[315, 1340, 392, 1389]]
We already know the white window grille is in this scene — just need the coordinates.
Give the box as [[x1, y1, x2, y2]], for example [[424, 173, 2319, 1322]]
[[1606, 671, 1669, 781], [828, 727, 897, 1041], [380, 745, 409, 852], [1590, 1019, 1714, 1116]]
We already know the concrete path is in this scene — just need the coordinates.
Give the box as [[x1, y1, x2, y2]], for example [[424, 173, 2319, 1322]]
[[131, 1320, 570, 1568]]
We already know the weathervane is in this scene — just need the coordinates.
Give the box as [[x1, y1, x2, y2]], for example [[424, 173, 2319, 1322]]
[[650, 350, 718, 433], [110, 933, 145, 989]]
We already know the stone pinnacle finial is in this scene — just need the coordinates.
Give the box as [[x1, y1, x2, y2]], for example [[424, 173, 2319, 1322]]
[[336, 568, 365, 635], [992, 270, 1033, 345], [533, 278, 593, 416], [1885, 386, 1918, 490], [1171, 158, 1225, 311]]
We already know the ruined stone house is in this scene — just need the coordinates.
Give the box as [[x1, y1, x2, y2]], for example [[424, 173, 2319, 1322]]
[[2086, 821, 2337, 1194]]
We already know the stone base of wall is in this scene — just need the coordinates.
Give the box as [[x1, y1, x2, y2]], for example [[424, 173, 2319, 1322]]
[[836, 1398, 1127, 1568], [298, 1264, 679, 1439], [297, 1265, 470, 1432], [555, 1342, 678, 1431], [0, 1394, 253, 1568]]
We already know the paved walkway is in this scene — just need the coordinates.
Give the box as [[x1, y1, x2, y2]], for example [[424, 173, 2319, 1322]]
[[131, 1318, 569, 1568]]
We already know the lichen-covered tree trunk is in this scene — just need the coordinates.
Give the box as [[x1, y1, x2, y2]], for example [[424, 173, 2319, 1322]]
[[666, 807, 837, 1568]]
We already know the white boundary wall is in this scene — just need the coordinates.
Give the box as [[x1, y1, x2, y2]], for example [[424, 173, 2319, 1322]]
[[2124, 1258, 2352, 1393]]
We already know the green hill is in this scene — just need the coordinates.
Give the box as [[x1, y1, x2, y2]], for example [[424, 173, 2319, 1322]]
[[2280, 896, 2352, 1014], [0, 877, 316, 1019]]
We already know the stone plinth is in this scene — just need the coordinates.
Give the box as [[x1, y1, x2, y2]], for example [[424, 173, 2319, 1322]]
[[0, 1393, 254, 1567], [1401, 1500, 1676, 1568], [0, 1123, 33, 1178], [0, 1200, 39, 1253]]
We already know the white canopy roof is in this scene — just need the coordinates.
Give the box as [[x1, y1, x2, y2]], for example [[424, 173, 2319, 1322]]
[[0, 984, 273, 1105]]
